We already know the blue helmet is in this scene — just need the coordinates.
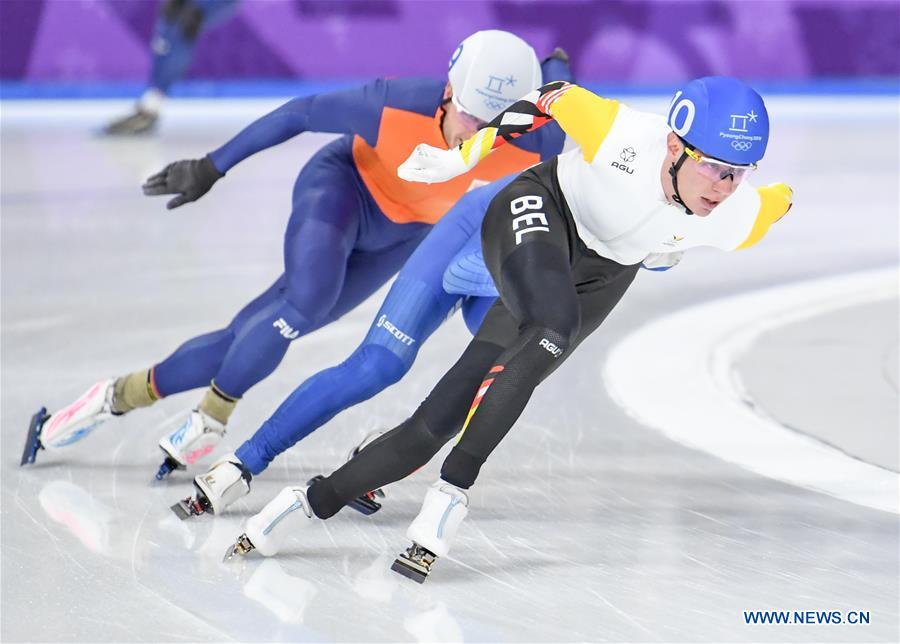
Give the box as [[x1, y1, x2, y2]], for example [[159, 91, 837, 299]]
[[666, 76, 769, 165]]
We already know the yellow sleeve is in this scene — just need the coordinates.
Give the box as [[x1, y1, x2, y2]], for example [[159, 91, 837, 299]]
[[736, 183, 793, 250], [546, 85, 619, 162]]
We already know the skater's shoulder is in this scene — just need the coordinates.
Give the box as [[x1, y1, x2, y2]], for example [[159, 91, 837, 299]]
[[378, 77, 448, 116]]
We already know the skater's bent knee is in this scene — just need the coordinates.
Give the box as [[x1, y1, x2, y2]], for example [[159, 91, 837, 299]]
[[351, 344, 410, 389]]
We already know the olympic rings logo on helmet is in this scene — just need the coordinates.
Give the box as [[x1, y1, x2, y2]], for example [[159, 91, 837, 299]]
[[731, 140, 753, 151]]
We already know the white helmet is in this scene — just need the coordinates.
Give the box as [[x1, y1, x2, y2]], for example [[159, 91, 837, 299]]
[[447, 30, 542, 123]]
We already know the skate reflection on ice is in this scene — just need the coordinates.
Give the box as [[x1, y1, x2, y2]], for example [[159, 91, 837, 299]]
[[352, 554, 400, 603], [157, 511, 196, 550], [38, 480, 113, 555], [193, 516, 247, 567], [404, 600, 463, 643], [242, 559, 318, 624]]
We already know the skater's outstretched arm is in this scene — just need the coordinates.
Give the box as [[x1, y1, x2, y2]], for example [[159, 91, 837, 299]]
[[207, 78, 399, 172], [141, 77, 421, 209], [212, 49, 575, 176]]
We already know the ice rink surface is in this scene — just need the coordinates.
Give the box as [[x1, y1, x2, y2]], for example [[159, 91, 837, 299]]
[[2, 95, 898, 642]]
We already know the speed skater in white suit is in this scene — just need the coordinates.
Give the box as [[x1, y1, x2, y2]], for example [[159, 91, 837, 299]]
[[223, 75, 793, 583]]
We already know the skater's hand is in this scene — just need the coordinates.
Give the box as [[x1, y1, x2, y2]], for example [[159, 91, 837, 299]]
[[142, 155, 223, 209], [398, 143, 471, 184]]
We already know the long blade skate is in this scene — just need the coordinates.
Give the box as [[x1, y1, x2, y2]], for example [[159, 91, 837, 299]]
[[391, 542, 437, 584], [170, 493, 211, 520], [21, 407, 48, 466], [307, 475, 382, 515], [102, 109, 158, 136], [223, 533, 255, 562], [155, 456, 182, 481]]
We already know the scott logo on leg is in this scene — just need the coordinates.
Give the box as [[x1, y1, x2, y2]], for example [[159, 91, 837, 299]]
[[510, 195, 548, 245], [376, 315, 416, 346], [273, 318, 300, 340]]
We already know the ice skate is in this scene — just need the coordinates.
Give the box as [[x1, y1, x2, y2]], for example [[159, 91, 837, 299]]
[[156, 409, 225, 480], [102, 89, 163, 136], [22, 379, 118, 465], [305, 474, 383, 516], [330, 429, 387, 515], [346, 429, 385, 462], [223, 485, 313, 561], [391, 479, 469, 583], [392, 543, 439, 584], [102, 108, 159, 135], [171, 453, 251, 520]]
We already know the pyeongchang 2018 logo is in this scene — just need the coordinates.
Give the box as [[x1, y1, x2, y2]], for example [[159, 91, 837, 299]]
[[719, 110, 762, 148], [477, 74, 518, 111], [668, 93, 762, 150]]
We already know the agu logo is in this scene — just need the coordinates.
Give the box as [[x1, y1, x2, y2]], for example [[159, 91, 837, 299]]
[[539, 338, 563, 358], [611, 146, 636, 174]]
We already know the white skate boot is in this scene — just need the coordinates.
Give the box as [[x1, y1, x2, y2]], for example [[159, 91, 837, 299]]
[[391, 479, 469, 583], [170, 453, 251, 519], [224, 486, 314, 560], [155, 409, 225, 480], [22, 379, 118, 465]]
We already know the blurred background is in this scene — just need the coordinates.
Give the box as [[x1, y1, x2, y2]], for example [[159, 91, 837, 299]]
[[2, 0, 898, 96]]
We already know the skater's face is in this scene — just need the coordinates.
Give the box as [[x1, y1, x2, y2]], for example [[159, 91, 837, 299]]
[[662, 132, 742, 217], [441, 83, 486, 148]]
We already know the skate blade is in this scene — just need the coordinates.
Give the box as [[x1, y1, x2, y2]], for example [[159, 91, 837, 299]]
[[222, 533, 255, 562], [21, 407, 48, 466], [391, 556, 428, 584], [170, 496, 207, 520], [154, 456, 181, 482], [348, 495, 382, 516]]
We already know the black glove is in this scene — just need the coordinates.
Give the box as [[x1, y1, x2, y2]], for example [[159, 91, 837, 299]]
[[142, 155, 223, 210]]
